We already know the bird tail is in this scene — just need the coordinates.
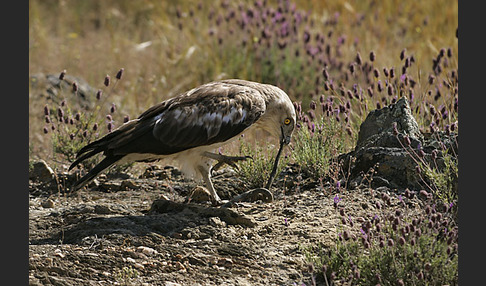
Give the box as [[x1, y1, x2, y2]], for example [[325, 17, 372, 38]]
[[69, 119, 138, 171], [69, 128, 128, 190], [69, 119, 145, 190], [71, 154, 124, 191]]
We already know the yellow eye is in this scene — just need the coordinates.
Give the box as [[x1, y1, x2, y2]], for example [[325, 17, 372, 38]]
[[284, 118, 291, 125]]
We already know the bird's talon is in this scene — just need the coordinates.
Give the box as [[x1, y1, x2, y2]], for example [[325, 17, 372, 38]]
[[211, 199, 224, 206], [228, 162, 239, 170], [212, 162, 224, 171], [206, 153, 251, 172]]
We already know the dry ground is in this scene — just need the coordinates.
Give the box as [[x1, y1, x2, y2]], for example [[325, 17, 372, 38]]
[[29, 163, 423, 286]]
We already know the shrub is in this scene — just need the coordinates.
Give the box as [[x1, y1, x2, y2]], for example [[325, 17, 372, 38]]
[[292, 115, 347, 181], [303, 191, 458, 285], [237, 139, 290, 189], [42, 69, 127, 170], [393, 128, 458, 216], [418, 145, 458, 210]]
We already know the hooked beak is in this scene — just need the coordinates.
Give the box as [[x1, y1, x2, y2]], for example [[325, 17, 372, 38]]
[[282, 136, 291, 145], [280, 126, 291, 145]]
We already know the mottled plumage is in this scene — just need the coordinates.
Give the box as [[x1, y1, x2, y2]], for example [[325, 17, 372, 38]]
[[69, 79, 296, 204]]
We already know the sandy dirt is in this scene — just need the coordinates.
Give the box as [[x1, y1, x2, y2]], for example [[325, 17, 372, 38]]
[[29, 163, 419, 286]]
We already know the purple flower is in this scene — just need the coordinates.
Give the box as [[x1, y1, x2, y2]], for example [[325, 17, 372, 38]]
[[417, 144, 425, 158], [333, 194, 341, 205], [403, 135, 411, 146], [408, 90, 414, 101], [333, 12, 340, 22], [337, 36, 345, 45], [96, 89, 102, 100], [360, 228, 367, 239], [303, 30, 310, 43], [306, 46, 319, 57], [116, 68, 124, 80], [348, 215, 354, 227], [370, 51, 376, 62], [59, 69, 66, 80], [57, 107, 64, 119], [104, 75, 110, 87], [261, 28, 271, 39], [367, 87, 374, 97], [400, 74, 406, 83], [377, 80, 383, 92], [309, 101, 317, 110], [343, 230, 350, 240]]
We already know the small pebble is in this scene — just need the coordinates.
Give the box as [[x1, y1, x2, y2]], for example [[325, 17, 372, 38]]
[[137, 246, 158, 256], [188, 186, 212, 203], [41, 199, 55, 208], [121, 179, 138, 189], [209, 217, 226, 227], [217, 258, 233, 267], [174, 261, 186, 272]]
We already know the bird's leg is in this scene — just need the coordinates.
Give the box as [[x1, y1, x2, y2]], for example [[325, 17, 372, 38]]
[[197, 165, 222, 205], [202, 151, 251, 171]]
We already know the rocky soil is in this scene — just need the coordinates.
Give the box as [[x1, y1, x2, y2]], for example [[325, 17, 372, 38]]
[[29, 160, 429, 286]]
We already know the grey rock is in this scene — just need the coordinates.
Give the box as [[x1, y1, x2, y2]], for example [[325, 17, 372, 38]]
[[356, 97, 423, 148], [340, 97, 457, 191], [356, 97, 422, 150]]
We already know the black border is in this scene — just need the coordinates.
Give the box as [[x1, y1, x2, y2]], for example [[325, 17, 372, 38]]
[[457, 1, 482, 285]]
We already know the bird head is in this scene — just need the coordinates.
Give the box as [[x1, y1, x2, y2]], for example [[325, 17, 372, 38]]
[[280, 111, 296, 145], [261, 87, 296, 190], [261, 87, 297, 146]]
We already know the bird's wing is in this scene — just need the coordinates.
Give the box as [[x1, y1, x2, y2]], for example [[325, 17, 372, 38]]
[[108, 81, 266, 156], [153, 81, 266, 149]]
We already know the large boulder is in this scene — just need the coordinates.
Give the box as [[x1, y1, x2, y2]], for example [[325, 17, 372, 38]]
[[355, 97, 423, 150], [340, 97, 458, 191]]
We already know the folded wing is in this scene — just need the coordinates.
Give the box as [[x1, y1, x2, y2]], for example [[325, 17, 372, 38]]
[[72, 80, 267, 165]]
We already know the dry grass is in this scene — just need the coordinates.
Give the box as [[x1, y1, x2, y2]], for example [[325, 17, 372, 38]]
[[29, 0, 458, 169]]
